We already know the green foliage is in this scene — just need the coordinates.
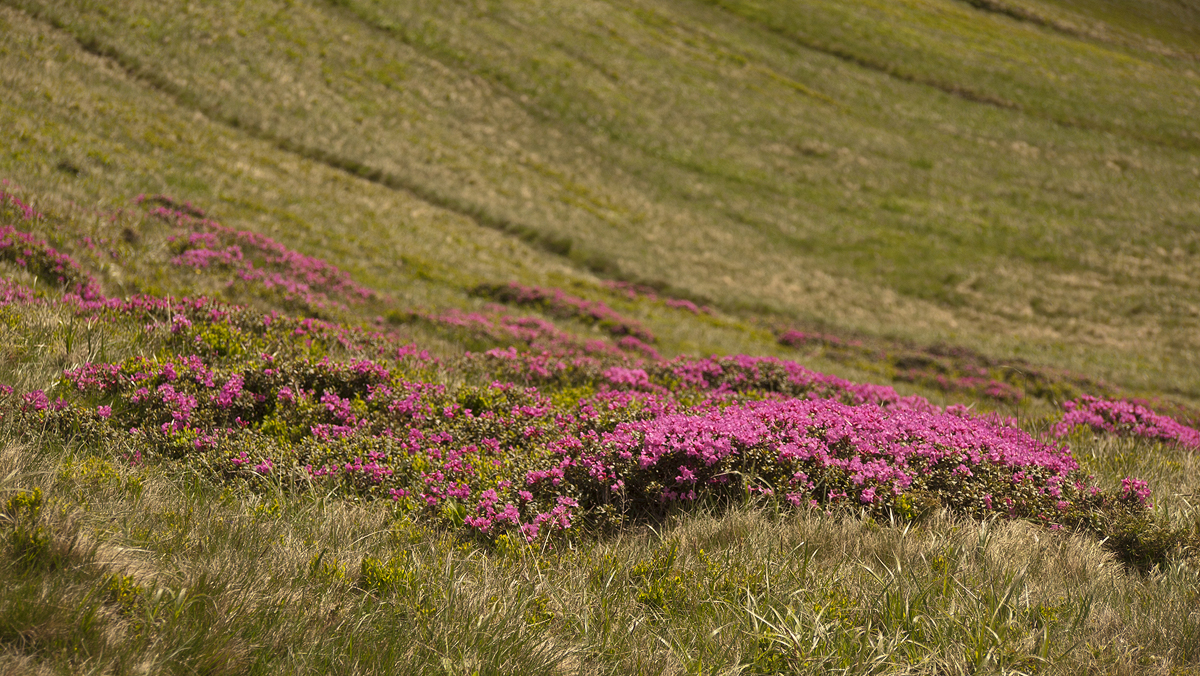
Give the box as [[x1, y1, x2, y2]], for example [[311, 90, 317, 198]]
[[1100, 511, 1191, 573], [102, 573, 145, 615], [3, 0, 1200, 669], [357, 553, 416, 596], [549, 384, 596, 409], [1, 488, 79, 572], [2, 487, 43, 522], [629, 542, 694, 614], [190, 321, 250, 359], [307, 549, 347, 584], [522, 595, 554, 628], [6, 523, 53, 570]]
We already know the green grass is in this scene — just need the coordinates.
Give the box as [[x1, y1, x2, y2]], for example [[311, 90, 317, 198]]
[[1, 0, 1199, 395], [2, 216, 1199, 671], [3, 0, 1200, 671], [4, 436, 1200, 675]]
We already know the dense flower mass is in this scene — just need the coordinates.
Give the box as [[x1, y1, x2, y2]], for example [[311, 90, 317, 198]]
[[894, 371, 1025, 404], [2, 188, 1189, 566], [0, 277, 38, 306], [17, 300, 1141, 545], [778, 329, 857, 349], [779, 330, 1050, 405], [588, 399, 1087, 513], [7, 320, 1146, 547], [1055, 396, 1200, 450], [42, 328, 1108, 545], [423, 307, 624, 357], [0, 225, 106, 302]]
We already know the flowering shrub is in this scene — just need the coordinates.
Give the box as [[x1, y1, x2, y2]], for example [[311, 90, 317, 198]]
[[135, 193, 206, 218], [584, 399, 1100, 520], [9, 320, 1159, 559], [604, 280, 660, 300], [776, 330, 1116, 406], [2, 188, 1191, 569], [1055, 396, 1200, 450], [604, 280, 714, 315], [893, 371, 1025, 405], [471, 349, 929, 408], [4, 297, 1149, 556], [778, 330, 857, 349], [616, 336, 662, 360], [650, 354, 936, 409], [473, 282, 655, 343], [149, 202, 375, 312], [0, 226, 106, 302], [1, 278, 38, 307], [1, 183, 42, 221], [422, 307, 622, 357]]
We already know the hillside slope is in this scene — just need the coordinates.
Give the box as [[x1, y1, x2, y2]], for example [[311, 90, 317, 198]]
[[1, 0, 1199, 395], [4, 2, 1200, 673]]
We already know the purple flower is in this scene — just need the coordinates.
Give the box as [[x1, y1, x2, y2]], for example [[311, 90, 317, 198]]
[[22, 390, 48, 411], [1055, 396, 1200, 450]]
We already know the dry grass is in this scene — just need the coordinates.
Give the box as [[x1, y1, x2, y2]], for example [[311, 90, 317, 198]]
[[0, 0, 1198, 395], [3, 0, 1200, 672], [3, 432, 1199, 674]]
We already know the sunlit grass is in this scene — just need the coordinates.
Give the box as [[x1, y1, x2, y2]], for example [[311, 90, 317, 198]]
[[4, 432, 1199, 674], [0, 0, 1198, 396], [3, 0, 1200, 671]]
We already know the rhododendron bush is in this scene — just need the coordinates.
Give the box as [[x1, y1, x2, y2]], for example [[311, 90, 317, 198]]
[[2, 192, 1197, 567], [1, 301, 1170, 554], [1055, 396, 1200, 451], [777, 329, 1109, 407], [152, 199, 376, 313]]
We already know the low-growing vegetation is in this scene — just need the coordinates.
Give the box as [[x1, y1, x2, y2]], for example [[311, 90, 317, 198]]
[[3, 188, 1200, 673], [3, 0, 1200, 670]]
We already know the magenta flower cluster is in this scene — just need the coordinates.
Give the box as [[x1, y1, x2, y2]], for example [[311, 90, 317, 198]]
[[778, 329, 1027, 405], [0, 277, 38, 306], [150, 203, 375, 311], [426, 307, 622, 357], [603, 280, 714, 316], [1, 184, 42, 221], [894, 371, 1025, 404], [135, 193, 206, 218], [38, 281, 1109, 543], [0, 225, 106, 302], [589, 398, 1083, 511], [474, 282, 655, 343], [778, 329, 859, 349], [1055, 396, 1200, 450], [37, 317, 1138, 544], [1, 186, 1176, 562]]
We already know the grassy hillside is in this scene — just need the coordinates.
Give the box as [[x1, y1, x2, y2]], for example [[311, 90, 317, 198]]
[[2, 0, 1200, 673], [3, 0, 1200, 393]]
